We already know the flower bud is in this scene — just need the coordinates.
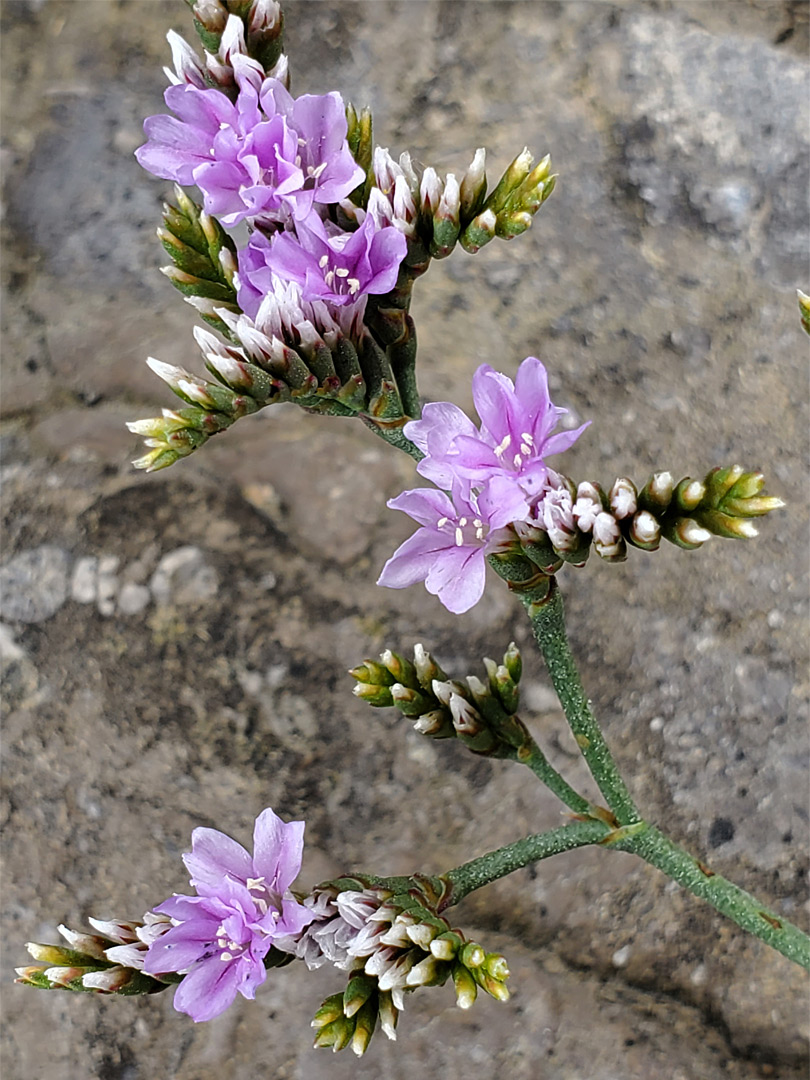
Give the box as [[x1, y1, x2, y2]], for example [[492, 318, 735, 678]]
[[459, 147, 487, 223], [674, 477, 706, 512], [609, 477, 638, 519], [639, 470, 674, 511], [452, 963, 478, 1008], [413, 643, 447, 691]]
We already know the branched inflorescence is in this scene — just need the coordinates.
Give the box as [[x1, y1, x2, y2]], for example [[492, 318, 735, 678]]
[[128, 1, 556, 469], [15, 0, 804, 1061]]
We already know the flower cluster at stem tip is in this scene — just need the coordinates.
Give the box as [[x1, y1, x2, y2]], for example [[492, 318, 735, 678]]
[[378, 356, 589, 613], [141, 808, 313, 1022], [136, 38, 407, 324]]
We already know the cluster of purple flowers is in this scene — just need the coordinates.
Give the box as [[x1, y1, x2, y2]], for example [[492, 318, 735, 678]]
[[141, 808, 313, 1022], [378, 357, 590, 613], [136, 44, 407, 326]]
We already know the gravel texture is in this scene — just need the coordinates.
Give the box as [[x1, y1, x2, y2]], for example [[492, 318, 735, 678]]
[[1, 2, 808, 1078]]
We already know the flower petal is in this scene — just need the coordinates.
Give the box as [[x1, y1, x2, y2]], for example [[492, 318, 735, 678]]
[[252, 808, 305, 893], [183, 827, 253, 892]]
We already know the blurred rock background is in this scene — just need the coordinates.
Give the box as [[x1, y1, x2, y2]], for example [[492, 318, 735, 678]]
[[1, 1, 808, 1077]]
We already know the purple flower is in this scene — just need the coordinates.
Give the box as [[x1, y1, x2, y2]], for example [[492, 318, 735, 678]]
[[405, 357, 590, 502], [238, 211, 407, 308], [377, 478, 527, 614], [142, 808, 314, 1022], [136, 59, 364, 227]]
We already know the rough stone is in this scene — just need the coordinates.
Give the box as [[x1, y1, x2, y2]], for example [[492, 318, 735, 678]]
[[0, 545, 70, 623]]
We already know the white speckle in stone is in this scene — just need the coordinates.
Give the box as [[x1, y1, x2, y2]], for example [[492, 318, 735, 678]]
[[611, 945, 631, 968], [649, 716, 665, 732], [0, 622, 25, 661], [117, 582, 151, 616], [766, 609, 784, 629], [150, 546, 219, 607], [97, 555, 120, 617], [71, 557, 98, 604], [0, 545, 70, 623], [265, 664, 287, 690], [690, 963, 708, 986], [238, 670, 264, 697], [259, 571, 277, 591]]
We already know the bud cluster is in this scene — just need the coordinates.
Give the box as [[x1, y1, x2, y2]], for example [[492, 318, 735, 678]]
[[510, 466, 785, 573], [15, 916, 174, 997], [179, 0, 286, 84], [289, 875, 510, 1055], [157, 185, 239, 332], [361, 145, 555, 264], [350, 642, 527, 757]]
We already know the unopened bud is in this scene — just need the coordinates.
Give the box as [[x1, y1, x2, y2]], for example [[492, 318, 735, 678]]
[[460, 207, 497, 253], [352, 682, 394, 707], [391, 682, 434, 717], [350, 997, 377, 1057], [639, 470, 674, 511], [674, 477, 706, 512], [609, 477, 638, 519], [486, 147, 533, 213], [459, 147, 487, 222], [666, 518, 713, 549], [628, 509, 660, 550], [503, 641, 522, 685], [413, 643, 447, 690], [378, 990, 399, 1041], [452, 963, 478, 1008], [343, 974, 375, 1019], [82, 967, 134, 993], [380, 649, 418, 687], [430, 931, 463, 960]]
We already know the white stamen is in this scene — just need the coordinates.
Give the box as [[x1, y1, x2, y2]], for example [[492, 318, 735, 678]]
[[246, 877, 266, 890], [220, 952, 233, 962], [335, 267, 350, 277], [325, 270, 335, 286], [494, 434, 511, 458], [475, 527, 484, 540], [513, 454, 523, 469], [472, 518, 483, 528], [454, 527, 464, 547], [458, 517, 468, 527], [436, 517, 448, 528], [318, 255, 329, 269], [294, 154, 302, 167], [347, 278, 360, 294], [256, 898, 269, 915], [520, 442, 532, 456]]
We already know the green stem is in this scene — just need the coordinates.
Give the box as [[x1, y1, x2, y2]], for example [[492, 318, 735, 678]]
[[440, 820, 613, 907], [518, 740, 594, 816], [521, 578, 641, 826], [617, 825, 810, 970]]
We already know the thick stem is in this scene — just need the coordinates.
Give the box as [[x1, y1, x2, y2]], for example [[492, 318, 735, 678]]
[[440, 820, 613, 907], [619, 825, 810, 969], [522, 578, 641, 826]]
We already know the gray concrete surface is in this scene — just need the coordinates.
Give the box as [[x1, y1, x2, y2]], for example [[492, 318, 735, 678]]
[[1, 2, 808, 1077]]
